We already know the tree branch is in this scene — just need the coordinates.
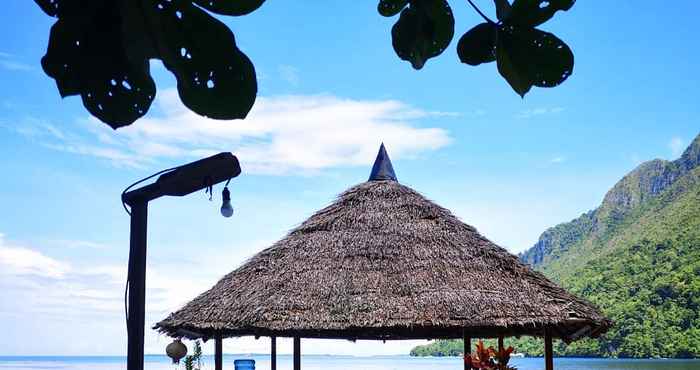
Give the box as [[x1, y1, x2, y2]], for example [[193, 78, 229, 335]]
[[466, 0, 495, 24]]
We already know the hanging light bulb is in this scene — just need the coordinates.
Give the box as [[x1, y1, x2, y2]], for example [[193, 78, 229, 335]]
[[220, 186, 233, 217]]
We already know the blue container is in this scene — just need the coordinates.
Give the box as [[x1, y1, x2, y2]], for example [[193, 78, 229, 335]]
[[234, 359, 255, 370]]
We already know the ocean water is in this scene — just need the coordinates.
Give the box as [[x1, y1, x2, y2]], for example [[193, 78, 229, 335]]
[[0, 355, 699, 370]]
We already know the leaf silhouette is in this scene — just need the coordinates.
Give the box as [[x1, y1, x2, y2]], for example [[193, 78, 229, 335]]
[[508, 0, 576, 27], [35, 0, 262, 129], [457, 22, 497, 66], [378, 0, 409, 17], [192, 0, 265, 16], [35, 0, 580, 128], [457, 0, 575, 97], [496, 25, 574, 97], [493, 0, 512, 21], [143, 0, 257, 120], [386, 0, 454, 69], [40, 1, 156, 128]]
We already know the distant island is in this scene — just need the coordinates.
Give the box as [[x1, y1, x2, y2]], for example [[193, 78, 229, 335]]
[[412, 133, 700, 359]]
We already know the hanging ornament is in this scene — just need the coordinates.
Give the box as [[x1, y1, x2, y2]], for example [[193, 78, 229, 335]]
[[166, 338, 188, 364]]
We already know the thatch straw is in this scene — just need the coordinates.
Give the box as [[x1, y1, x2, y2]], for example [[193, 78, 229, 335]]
[[155, 179, 610, 342]]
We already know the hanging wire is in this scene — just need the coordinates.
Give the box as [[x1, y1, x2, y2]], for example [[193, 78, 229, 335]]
[[120, 168, 233, 331], [203, 176, 214, 201], [125, 279, 130, 332], [122, 165, 180, 331], [121, 166, 179, 216]]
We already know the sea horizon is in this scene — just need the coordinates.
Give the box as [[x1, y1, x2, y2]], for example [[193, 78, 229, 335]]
[[2, 354, 700, 370], [3, 354, 700, 360]]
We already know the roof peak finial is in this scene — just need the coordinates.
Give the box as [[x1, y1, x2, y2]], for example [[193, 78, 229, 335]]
[[368, 143, 398, 182]]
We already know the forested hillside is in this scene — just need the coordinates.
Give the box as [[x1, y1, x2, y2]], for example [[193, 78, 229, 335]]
[[412, 134, 700, 358]]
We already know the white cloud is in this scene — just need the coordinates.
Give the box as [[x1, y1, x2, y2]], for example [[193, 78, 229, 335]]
[[471, 108, 487, 117], [0, 234, 69, 278], [47, 239, 110, 250], [669, 136, 685, 158], [0, 52, 34, 72], [0, 233, 228, 355], [278, 65, 300, 85], [549, 156, 566, 164], [22, 91, 452, 174], [0, 235, 121, 316], [516, 106, 565, 119], [0, 60, 34, 71]]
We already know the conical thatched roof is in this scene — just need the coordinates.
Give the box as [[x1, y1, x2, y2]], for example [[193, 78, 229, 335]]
[[156, 145, 610, 342]]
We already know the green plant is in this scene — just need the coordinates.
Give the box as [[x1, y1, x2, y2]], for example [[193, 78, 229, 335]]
[[183, 340, 202, 370]]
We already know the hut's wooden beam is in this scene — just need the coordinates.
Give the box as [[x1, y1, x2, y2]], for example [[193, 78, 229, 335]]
[[293, 337, 301, 370], [215, 335, 223, 370], [498, 335, 504, 353], [544, 330, 554, 370], [270, 336, 277, 370]]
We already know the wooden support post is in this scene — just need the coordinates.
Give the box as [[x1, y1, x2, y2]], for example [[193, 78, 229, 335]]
[[463, 331, 471, 370], [293, 337, 301, 370], [126, 202, 148, 370], [544, 329, 554, 370], [215, 335, 223, 370], [270, 337, 277, 370], [498, 335, 504, 353]]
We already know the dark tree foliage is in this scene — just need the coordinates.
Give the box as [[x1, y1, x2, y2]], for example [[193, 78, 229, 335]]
[[35, 0, 261, 129], [380, 0, 575, 97], [35, 0, 576, 129]]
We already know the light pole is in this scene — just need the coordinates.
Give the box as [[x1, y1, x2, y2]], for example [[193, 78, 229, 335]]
[[121, 152, 241, 370]]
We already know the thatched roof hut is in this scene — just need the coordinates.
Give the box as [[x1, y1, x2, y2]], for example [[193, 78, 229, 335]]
[[155, 144, 610, 369]]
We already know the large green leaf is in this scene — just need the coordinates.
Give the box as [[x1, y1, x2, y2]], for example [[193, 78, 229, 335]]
[[34, 0, 105, 18], [493, 0, 512, 21], [35, 0, 61, 16], [378, 0, 409, 17], [192, 0, 265, 16], [496, 25, 574, 97], [144, 0, 257, 119], [391, 0, 454, 69], [36, 0, 261, 129], [41, 3, 155, 128], [120, 0, 159, 64], [508, 0, 576, 27], [457, 22, 497, 66]]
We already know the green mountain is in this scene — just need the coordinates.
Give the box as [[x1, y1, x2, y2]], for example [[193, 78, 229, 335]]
[[412, 133, 700, 358]]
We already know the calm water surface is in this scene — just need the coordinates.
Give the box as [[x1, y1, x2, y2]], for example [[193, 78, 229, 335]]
[[0, 355, 698, 370]]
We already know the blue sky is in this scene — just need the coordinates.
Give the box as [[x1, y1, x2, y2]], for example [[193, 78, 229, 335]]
[[0, 0, 698, 357]]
